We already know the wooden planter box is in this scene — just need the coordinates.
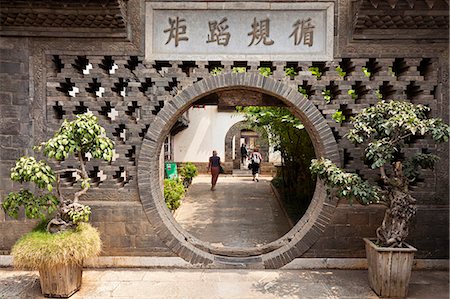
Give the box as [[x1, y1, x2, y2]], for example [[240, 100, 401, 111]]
[[39, 263, 83, 298], [364, 238, 416, 298]]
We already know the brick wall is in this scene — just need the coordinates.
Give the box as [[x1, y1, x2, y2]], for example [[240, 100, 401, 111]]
[[0, 45, 448, 261], [0, 37, 35, 242], [305, 204, 449, 259]]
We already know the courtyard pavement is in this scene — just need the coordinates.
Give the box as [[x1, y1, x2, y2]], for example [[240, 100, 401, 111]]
[[174, 175, 292, 247], [1, 174, 448, 298], [0, 268, 448, 298]]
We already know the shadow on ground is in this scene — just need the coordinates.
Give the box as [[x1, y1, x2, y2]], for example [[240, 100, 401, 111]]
[[0, 271, 41, 298]]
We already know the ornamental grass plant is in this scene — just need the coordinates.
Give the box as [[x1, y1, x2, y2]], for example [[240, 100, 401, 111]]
[[12, 223, 101, 270]]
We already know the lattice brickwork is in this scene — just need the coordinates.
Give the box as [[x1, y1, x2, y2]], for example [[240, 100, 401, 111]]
[[46, 56, 441, 202]]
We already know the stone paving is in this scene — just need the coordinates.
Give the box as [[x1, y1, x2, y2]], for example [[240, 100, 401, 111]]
[[0, 268, 448, 298], [175, 175, 292, 248]]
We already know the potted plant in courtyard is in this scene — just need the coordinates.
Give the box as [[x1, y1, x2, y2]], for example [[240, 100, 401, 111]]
[[179, 162, 198, 188], [2, 112, 114, 298], [164, 178, 185, 211], [310, 101, 450, 298]]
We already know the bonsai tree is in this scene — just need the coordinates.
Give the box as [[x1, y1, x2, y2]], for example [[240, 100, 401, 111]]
[[310, 101, 450, 248], [2, 112, 114, 233]]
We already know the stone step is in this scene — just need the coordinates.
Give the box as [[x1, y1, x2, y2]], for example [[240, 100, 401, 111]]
[[232, 169, 252, 177]]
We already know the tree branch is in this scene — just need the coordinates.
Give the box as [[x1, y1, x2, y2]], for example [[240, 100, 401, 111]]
[[390, 133, 412, 145], [73, 152, 89, 203], [54, 169, 83, 175]]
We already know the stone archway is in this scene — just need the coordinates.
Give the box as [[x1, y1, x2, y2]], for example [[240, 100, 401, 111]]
[[137, 73, 340, 268], [224, 121, 269, 169]]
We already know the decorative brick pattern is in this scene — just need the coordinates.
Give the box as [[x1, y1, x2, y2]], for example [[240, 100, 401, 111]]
[[0, 0, 448, 264], [36, 55, 447, 267]]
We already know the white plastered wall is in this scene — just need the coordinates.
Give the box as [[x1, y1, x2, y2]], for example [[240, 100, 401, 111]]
[[172, 106, 282, 163], [172, 106, 244, 162]]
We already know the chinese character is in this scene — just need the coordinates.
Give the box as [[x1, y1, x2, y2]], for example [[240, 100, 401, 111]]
[[289, 18, 315, 47], [247, 17, 274, 46], [206, 17, 231, 46], [163, 17, 189, 47]]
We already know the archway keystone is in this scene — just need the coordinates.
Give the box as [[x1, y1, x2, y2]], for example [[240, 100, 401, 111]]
[[137, 73, 340, 268]]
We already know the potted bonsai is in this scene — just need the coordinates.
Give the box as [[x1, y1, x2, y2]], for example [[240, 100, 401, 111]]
[[2, 112, 114, 297], [178, 162, 198, 188], [310, 101, 450, 298]]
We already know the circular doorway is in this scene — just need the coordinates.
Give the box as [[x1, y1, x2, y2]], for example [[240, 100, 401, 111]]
[[137, 73, 340, 268]]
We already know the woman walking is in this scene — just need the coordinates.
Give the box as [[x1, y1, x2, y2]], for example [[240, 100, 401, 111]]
[[207, 150, 221, 191], [250, 148, 263, 182]]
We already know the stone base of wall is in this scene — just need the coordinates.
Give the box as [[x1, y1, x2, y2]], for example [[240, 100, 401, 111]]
[[1, 201, 448, 262], [305, 203, 449, 259]]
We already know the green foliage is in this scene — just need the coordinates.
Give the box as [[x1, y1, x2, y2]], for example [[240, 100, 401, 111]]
[[388, 67, 396, 77], [40, 112, 114, 162], [11, 223, 101, 270], [179, 162, 198, 180], [336, 66, 346, 78], [2, 112, 115, 232], [239, 106, 316, 220], [237, 106, 305, 131], [258, 67, 272, 77], [308, 67, 322, 79], [298, 87, 309, 99], [375, 89, 382, 100], [285, 67, 298, 77], [403, 153, 439, 181], [362, 67, 371, 78], [348, 89, 357, 100], [347, 101, 450, 169], [164, 178, 185, 210], [210, 67, 223, 76], [332, 110, 346, 124], [68, 205, 92, 224], [322, 89, 331, 103], [2, 190, 58, 220], [232, 67, 246, 73], [10, 157, 55, 192], [310, 158, 381, 205], [310, 100, 450, 248]]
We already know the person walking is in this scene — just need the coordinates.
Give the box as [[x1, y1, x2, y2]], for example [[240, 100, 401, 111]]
[[240, 143, 248, 165], [250, 148, 263, 182], [207, 150, 221, 191]]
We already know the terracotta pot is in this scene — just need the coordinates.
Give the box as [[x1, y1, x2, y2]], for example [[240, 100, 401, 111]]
[[364, 238, 416, 298], [38, 263, 83, 298]]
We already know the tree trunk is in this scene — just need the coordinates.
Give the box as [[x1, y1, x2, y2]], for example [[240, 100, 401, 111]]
[[376, 162, 416, 248]]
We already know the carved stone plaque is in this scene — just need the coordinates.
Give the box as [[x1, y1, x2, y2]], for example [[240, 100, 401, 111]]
[[145, 2, 334, 61]]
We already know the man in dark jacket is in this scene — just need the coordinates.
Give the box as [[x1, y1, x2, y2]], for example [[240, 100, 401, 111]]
[[240, 143, 248, 165]]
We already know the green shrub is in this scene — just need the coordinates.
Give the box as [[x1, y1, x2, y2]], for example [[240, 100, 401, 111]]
[[164, 178, 185, 210], [336, 66, 346, 78], [258, 67, 272, 77], [210, 67, 223, 76], [362, 67, 371, 78], [332, 110, 346, 123], [308, 67, 322, 79], [298, 87, 309, 99], [285, 67, 297, 78], [348, 89, 357, 100], [179, 162, 198, 180], [322, 89, 331, 103], [232, 67, 246, 73]]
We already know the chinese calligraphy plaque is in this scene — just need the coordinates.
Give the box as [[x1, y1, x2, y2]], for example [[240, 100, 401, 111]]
[[146, 2, 334, 61]]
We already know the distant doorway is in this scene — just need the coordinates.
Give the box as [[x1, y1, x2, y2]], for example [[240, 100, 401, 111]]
[[224, 122, 269, 170]]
